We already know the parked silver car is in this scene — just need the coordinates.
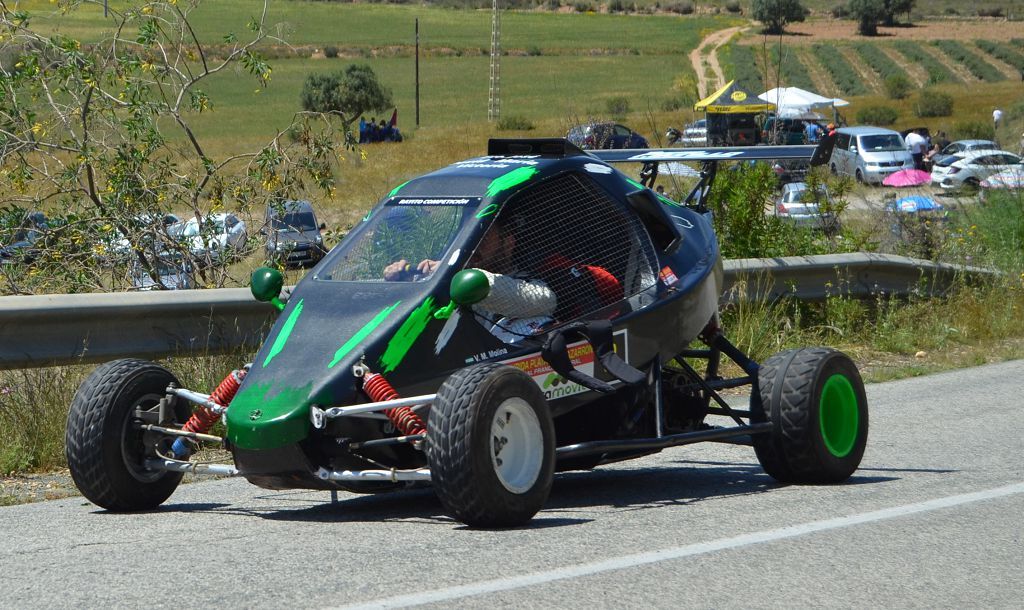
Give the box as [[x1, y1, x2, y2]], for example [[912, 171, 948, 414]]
[[772, 182, 840, 233], [940, 139, 998, 156], [829, 126, 914, 185]]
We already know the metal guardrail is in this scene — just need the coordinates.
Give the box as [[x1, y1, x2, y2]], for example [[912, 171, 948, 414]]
[[0, 254, 990, 369]]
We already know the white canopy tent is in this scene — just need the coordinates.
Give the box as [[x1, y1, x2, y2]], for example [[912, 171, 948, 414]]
[[758, 87, 849, 109]]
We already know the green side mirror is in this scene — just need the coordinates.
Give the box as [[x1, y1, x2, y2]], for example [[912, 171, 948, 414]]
[[450, 268, 490, 305], [251, 266, 286, 311], [434, 269, 491, 320]]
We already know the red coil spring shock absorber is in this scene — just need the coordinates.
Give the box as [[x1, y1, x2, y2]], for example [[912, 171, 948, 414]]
[[362, 372, 426, 436], [171, 368, 247, 458]]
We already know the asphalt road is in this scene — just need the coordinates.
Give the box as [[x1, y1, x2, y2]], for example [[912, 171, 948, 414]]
[[2, 360, 1022, 608]]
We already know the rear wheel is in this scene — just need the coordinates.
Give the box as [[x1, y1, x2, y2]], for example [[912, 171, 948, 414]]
[[855, 169, 864, 183], [66, 359, 188, 510], [752, 348, 868, 483], [427, 363, 555, 527]]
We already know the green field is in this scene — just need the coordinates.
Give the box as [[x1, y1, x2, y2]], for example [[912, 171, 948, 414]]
[[19, 1, 723, 54]]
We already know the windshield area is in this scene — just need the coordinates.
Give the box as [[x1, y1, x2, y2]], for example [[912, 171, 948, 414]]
[[272, 211, 317, 231], [318, 203, 464, 282], [859, 134, 905, 152]]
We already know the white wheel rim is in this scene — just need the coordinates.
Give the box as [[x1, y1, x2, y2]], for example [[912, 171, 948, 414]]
[[490, 398, 543, 494]]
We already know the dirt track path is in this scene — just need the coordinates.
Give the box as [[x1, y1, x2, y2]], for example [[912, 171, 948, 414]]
[[691, 26, 745, 99]]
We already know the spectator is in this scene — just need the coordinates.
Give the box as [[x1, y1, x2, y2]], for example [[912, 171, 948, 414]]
[[924, 143, 942, 171], [358, 117, 367, 144], [993, 108, 1003, 130], [934, 130, 950, 152], [805, 121, 822, 143], [905, 128, 928, 171]]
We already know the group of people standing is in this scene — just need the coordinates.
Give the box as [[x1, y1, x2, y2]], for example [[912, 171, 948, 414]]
[[905, 129, 950, 172], [359, 114, 403, 144]]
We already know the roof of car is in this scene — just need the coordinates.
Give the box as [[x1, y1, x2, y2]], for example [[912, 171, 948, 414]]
[[835, 126, 901, 136], [951, 139, 997, 147], [954, 149, 1017, 160]]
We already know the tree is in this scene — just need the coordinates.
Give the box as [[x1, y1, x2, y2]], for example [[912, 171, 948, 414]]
[[848, 0, 887, 36], [0, 1, 343, 294], [882, 0, 915, 27], [301, 64, 393, 137], [751, 0, 809, 35]]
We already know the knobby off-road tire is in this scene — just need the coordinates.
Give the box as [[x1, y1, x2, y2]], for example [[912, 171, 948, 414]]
[[427, 363, 555, 528], [66, 359, 187, 510], [752, 348, 868, 484]]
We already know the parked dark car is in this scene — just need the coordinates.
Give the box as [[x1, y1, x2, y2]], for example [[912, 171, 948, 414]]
[[707, 113, 761, 146], [0, 211, 48, 265], [566, 122, 648, 149], [763, 117, 809, 145], [264, 200, 327, 268]]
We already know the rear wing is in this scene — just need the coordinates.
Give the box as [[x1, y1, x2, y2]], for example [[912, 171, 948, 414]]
[[588, 136, 837, 213], [589, 145, 819, 164]]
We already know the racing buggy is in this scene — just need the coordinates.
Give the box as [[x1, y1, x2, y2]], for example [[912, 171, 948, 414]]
[[66, 136, 866, 528]]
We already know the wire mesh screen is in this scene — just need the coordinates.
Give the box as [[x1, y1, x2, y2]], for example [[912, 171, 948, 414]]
[[471, 171, 659, 322]]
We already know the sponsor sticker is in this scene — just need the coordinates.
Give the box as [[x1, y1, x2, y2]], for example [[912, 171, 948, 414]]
[[502, 340, 595, 401], [659, 265, 679, 286], [393, 197, 473, 206]]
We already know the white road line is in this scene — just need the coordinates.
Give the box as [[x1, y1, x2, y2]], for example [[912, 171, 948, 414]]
[[336, 482, 1024, 609]]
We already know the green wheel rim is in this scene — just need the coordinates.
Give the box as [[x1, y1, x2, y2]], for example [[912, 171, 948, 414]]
[[819, 374, 859, 458]]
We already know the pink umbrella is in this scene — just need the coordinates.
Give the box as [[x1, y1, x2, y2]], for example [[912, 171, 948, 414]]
[[883, 169, 931, 187]]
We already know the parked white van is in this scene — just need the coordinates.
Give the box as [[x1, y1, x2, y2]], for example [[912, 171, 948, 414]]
[[829, 126, 914, 184]]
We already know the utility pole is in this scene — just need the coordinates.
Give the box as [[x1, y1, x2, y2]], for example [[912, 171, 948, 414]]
[[487, 0, 501, 123], [415, 18, 420, 127]]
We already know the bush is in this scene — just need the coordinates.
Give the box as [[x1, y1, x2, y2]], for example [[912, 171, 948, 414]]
[[497, 114, 535, 131], [914, 89, 954, 117], [323, 45, 339, 59], [526, 45, 542, 56], [725, 1, 742, 13], [856, 104, 898, 126], [952, 119, 994, 141], [977, 7, 1003, 18], [572, 1, 595, 11], [831, 5, 849, 18], [663, 1, 695, 15], [884, 74, 912, 99], [661, 91, 696, 111], [608, 0, 626, 12], [605, 96, 631, 119]]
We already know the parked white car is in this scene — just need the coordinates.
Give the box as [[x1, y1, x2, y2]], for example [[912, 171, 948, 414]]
[[930, 150, 1022, 189], [172, 212, 247, 261], [129, 254, 193, 290]]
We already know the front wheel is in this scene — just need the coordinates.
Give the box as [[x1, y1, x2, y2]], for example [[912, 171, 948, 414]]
[[66, 359, 188, 510], [427, 363, 555, 528], [752, 348, 868, 483]]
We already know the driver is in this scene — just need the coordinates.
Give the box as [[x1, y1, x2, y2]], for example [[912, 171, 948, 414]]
[[384, 216, 557, 343]]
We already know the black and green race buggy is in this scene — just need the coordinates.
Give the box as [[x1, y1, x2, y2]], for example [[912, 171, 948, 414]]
[[66, 137, 867, 527]]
